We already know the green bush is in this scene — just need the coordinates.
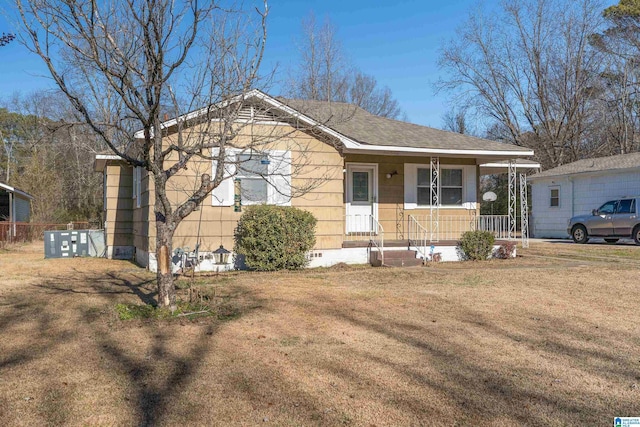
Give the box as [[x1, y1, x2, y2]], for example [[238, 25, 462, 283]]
[[234, 205, 317, 271], [457, 230, 495, 261]]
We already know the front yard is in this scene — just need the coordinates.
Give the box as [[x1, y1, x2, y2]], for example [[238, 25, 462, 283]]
[[0, 241, 638, 426]]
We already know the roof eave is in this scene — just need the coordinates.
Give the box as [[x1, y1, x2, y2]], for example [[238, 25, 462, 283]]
[[343, 145, 534, 158], [94, 154, 124, 172]]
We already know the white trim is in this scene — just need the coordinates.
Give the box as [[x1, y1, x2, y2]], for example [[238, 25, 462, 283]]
[[95, 154, 123, 161], [480, 161, 541, 170], [405, 163, 474, 210], [0, 182, 35, 200], [549, 185, 560, 208], [345, 163, 379, 233]]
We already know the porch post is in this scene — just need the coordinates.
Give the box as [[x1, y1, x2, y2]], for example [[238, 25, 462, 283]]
[[508, 160, 516, 241], [430, 156, 439, 242], [519, 173, 529, 248]]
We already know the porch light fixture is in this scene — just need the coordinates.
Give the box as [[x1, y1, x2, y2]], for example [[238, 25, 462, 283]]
[[386, 170, 398, 179], [213, 245, 231, 265]]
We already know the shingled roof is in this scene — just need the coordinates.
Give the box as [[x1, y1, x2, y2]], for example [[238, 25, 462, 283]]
[[279, 98, 531, 153], [530, 152, 640, 180]]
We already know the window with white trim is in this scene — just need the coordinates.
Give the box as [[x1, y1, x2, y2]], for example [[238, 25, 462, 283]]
[[416, 167, 463, 206], [550, 187, 559, 207], [211, 149, 291, 207], [236, 153, 269, 205], [440, 168, 463, 205]]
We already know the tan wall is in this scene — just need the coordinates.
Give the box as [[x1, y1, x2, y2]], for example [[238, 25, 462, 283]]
[[139, 123, 344, 252], [104, 163, 133, 247], [104, 122, 487, 257], [345, 154, 480, 240]]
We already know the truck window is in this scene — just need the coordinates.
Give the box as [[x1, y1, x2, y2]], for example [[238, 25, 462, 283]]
[[598, 201, 617, 214], [616, 199, 634, 214]]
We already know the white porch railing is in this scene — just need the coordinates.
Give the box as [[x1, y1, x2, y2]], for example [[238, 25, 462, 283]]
[[477, 215, 510, 239], [407, 214, 510, 242], [407, 215, 429, 260], [344, 214, 384, 265]]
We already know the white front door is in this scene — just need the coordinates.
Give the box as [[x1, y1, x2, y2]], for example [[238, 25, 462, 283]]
[[346, 164, 377, 233]]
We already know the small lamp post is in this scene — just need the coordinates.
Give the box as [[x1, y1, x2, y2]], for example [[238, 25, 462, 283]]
[[213, 245, 231, 265]]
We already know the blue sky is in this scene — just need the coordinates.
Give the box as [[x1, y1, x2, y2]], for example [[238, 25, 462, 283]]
[[0, 0, 610, 127]]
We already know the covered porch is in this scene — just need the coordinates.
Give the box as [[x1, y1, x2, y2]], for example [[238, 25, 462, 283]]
[[341, 156, 540, 264]]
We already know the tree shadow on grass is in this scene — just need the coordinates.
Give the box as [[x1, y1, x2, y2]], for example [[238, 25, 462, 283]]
[[0, 266, 260, 426], [297, 294, 640, 426]]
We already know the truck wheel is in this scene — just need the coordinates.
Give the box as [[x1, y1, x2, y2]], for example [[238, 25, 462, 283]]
[[572, 225, 588, 244], [634, 226, 640, 245]]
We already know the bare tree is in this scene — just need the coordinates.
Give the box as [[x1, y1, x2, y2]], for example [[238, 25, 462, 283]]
[[589, 0, 640, 155], [286, 13, 403, 119], [441, 106, 476, 135], [438, 0, 604, 169], [16, 0, 277, 309]]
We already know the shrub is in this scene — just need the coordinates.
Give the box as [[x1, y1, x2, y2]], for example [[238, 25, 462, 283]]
[[457, 230, 495, 261], [234, 205, 317, 271], [495, 241, 517, 259]]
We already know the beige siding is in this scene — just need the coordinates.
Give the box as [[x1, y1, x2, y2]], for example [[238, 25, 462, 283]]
[[104, 163, 133, 247], [138, 123, 345, 252]]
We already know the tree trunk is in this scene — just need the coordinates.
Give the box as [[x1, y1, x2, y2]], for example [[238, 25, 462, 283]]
[[156, 220, 176, 310]]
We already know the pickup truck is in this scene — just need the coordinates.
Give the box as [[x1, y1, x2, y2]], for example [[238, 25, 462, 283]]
[[567, 198, 640, 244]]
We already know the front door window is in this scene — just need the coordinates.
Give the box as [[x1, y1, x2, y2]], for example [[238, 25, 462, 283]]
[[352, 171, 370, 202]]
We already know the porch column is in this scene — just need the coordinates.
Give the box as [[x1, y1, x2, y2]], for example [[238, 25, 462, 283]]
[[519, 173, 529, 248], [508, 160, 516, 240], [430, 156, 439, 242]]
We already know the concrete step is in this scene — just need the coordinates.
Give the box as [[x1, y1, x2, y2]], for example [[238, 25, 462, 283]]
[[383, 258, 423, 267], [370, 250, 422, 267]]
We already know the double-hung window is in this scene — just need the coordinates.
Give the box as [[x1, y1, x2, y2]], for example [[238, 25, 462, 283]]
[[440, 169, 463, 205], [416, 167, 463, 206], [236, 153, 269, 205], [550, 187, 559, 207]]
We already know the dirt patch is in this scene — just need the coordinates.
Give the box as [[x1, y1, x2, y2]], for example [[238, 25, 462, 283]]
[[0, 241, 639, 425]]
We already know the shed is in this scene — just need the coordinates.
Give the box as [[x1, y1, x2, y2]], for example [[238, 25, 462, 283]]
[[529, 152, 640, 238], [0, 182, 34, 222]]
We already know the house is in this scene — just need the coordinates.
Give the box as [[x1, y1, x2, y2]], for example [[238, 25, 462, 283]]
[[0, 182, 33, 223], [529, 152, 640, 238], [94, 90, 535, 270], [0, 182, 34, 242]]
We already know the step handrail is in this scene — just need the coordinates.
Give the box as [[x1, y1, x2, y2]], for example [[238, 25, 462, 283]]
[[408, 214, 429, 260], [370, 216, 384, 265]]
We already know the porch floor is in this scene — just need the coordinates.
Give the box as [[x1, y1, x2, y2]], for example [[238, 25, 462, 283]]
[[341, 239, 511, 248]]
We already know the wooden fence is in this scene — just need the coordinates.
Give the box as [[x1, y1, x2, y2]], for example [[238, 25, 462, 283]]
[[0, 222, 96, 244]]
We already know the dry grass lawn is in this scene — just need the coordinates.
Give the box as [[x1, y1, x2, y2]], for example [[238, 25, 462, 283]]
[[0, 240, 639, 426]]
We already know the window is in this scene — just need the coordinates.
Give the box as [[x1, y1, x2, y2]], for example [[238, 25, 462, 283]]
[[441, 169, 463, 205], [352, 171, 370, 202], [417, 168, 432, 205], [598, 200, 617, 214], [550, 187, 559, 207], [416, 167, 463, 206], [616, 199, 635, 214], [211, 149, 291, 207], [236, 153, 269, 205]]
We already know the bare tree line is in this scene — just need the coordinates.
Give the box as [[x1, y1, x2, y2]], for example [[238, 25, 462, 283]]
[[438, 0, 640, 170], [0, 91, 105, 222]]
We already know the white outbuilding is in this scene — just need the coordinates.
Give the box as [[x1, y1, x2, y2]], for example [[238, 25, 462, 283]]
[[529, 152, 640, 238]]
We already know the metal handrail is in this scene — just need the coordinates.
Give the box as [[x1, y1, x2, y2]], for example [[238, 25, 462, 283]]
[[407, 215, 429, 260], [369, 216, 384, 265]]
